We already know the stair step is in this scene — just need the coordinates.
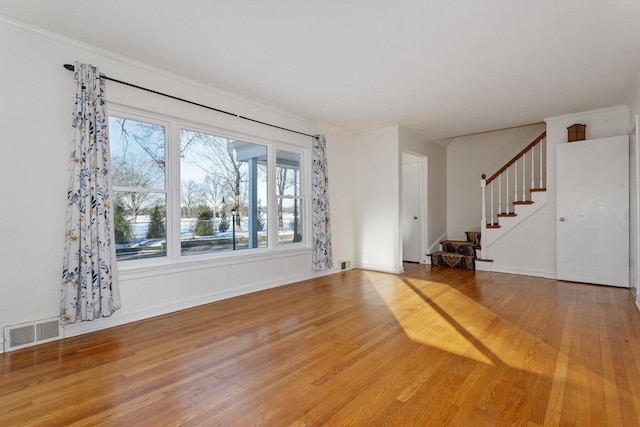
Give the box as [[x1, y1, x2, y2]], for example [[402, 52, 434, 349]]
[[465, 231, 481, 247], [513, 201, 534, 205], [487, 224, 501, 229], [497, 213, 517, 217], [430, 251, 475, 270], [441, 240, 476, 257], [530, 188, 546, 192]]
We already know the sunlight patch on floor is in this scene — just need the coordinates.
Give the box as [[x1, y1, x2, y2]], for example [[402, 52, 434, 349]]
[[364, 271, 495, 365]]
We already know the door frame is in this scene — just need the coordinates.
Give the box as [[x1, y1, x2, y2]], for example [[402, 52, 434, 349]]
[[401, 152, 428, 265], [631, 115, 640, 300]]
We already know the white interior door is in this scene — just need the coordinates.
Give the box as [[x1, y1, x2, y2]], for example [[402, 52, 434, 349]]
[[557, 135, 629, 287], [402, 161, 421, 262]]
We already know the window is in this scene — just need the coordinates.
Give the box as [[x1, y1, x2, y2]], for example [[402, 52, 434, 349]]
[[276, 149, 302, 244], [109, 116, 167, 261], [108, 108, 308, 264], [179, 129, 268, 255]]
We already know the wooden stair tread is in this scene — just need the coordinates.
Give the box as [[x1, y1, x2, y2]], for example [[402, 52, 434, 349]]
[[441, 242, 475, 247], [497, 213, 517, 217], [486, 224, 501, 229], [513, 201, 534, 205], [530, 188, 546, 192]]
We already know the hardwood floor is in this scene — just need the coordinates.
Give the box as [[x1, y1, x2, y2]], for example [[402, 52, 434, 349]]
[[3, 265, 640, 426]]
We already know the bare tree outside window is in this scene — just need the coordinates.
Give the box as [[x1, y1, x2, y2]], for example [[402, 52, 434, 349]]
[[109, 116, 167, 260], [179, 129, 267, 255]]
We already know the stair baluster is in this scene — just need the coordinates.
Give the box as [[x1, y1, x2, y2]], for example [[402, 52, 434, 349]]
[[539, 138, 544, 188], [507, 167, 511, 213], [531, 148, 535, 189], [490, 181, 494, 225], [513, 161, 524, 202], [522, 155, 526, 202], [498, 176, 502, 220]]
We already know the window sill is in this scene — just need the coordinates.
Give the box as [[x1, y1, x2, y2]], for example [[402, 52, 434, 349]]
[[116, 246, 312, 281]]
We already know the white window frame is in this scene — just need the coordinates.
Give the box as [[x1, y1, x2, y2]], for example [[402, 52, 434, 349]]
[[272, 146, 306, 247], [107, 104, 311, 277]]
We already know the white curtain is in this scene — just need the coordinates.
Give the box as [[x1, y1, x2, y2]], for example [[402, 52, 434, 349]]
[[312, 135, 333, 270], [61, 62, 120, 323]]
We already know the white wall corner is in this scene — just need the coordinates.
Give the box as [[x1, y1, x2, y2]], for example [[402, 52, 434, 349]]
[[428, 232, 447, 254]]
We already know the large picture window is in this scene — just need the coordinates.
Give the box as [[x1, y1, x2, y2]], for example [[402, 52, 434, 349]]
[[108, 109, 308, 264], [179, 129, 268, 255]]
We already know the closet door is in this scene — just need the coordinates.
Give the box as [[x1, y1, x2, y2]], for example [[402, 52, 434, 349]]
[[556, 135, 629, 287]]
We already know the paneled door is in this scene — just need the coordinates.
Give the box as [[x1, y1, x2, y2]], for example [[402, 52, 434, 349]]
[[556, 135, 629, 287]]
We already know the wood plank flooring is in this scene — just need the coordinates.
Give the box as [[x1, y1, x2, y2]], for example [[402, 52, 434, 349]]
[[3, 264, 640, 426]]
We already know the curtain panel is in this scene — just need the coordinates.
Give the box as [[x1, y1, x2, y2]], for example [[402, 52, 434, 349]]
[[61, 62, 120, 323], [311, 135, 333, 270]]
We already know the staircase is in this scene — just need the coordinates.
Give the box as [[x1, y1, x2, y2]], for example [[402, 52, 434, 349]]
[[429, 131, 547, 271], [479, 131, 547, 264], [430, 231, 481, 270]]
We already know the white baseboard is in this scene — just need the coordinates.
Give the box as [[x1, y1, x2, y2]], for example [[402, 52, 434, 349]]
[[490, 265, 548, 278], [64, 270, 329, 338], [475, 260, 493, 272], [357, 263, 403, 274]]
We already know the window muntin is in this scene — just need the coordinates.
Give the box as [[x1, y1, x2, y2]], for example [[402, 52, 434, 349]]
[[109, 116, 168, 260], [179, 130, 268, 255]]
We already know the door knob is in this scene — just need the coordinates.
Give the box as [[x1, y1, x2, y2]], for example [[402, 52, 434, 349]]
[[413, 216, 418, 220], [559, 217, 566, 222]]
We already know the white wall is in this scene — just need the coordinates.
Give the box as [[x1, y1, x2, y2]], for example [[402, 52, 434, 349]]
[[628, 72, 640, 301], [354, 127, 401, 273], [544, 106, 630, 277], [0, 19, 356, 347], [489, 210, 548, 276], [399, 127, 447, 255], [446, 124, 546, 240], [472, 108, 629, 278], [630, 119, 639, 298], [352, 127, 447, 272], [629, 71, 640, 122]]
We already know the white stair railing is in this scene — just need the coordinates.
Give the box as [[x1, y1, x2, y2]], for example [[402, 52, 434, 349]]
[[480, 131, 546, 259]]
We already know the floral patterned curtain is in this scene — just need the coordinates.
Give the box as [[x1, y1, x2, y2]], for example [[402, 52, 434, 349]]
[[312, 135, 333, 270], [61, 62, 120, 323]]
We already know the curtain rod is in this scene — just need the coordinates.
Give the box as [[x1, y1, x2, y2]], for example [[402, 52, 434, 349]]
[[63, 64, 318, 139]]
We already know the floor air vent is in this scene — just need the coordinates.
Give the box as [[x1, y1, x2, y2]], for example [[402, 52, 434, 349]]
[[4, 318, 62, 352]]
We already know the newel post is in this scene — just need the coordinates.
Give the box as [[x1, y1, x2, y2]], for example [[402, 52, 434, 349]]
[[480, 174, 487, 260]]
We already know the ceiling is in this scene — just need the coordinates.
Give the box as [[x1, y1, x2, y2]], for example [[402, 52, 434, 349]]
[[2, 0, 640, 142]]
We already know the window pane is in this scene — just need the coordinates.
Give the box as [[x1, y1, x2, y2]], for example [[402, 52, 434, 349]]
[[109, 116, 165, 189], [114, 192, 167, 260], [278, 198, 303, 244], [179, 130, 267, 255], [276, 150, 300, 197]]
